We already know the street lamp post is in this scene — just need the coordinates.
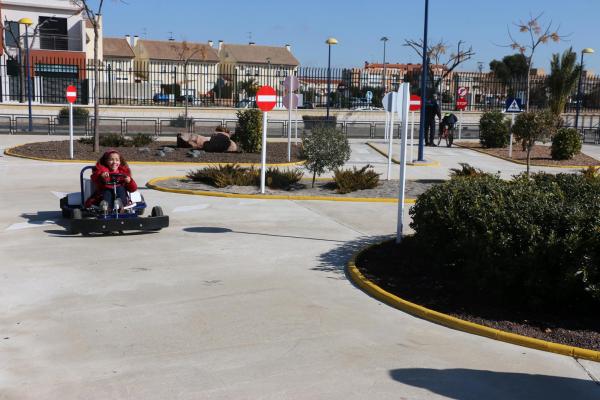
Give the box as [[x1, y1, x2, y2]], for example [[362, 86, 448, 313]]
[[417, 0, 429, 161], [325, 37, 338, 119], [381, 37, 389, 92], [19, 18, 33, 132], [575, 48, 594, 130]]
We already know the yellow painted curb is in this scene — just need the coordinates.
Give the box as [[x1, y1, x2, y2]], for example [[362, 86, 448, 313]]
[[455, 144, 600, 169], [147, 176, 416, 204], [347, 240, 600, 363], [4, 146, 306, 167], [366, 142, 440, 167]]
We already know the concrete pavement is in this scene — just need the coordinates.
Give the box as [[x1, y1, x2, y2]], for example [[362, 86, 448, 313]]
[[1, 135, 599, 399]]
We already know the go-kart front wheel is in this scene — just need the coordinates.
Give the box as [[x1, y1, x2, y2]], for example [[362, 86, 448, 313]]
[[151, 206, 164, 217]]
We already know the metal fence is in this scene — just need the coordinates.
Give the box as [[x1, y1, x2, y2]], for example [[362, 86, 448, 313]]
[[4, 113, 600, 143], [2, 58, 600, 112]]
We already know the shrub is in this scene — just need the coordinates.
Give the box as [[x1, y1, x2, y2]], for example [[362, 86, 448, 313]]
[[513, 110, 561, 174], [129, 133, 155, 147], [449, 163, 488, 178], [333, 165, 380, 194], [78, 136, 94, 145], [99, 133, 131, 147], [233, 109, 262, 153], [301, 125, 351, 187], [479, 111, 510, 148], [551, 127, 581, 160], [409, 173, 600, 311], [265, 168, 304, 190], [58, 107, 89, 126], [187, 164, 258, 187]]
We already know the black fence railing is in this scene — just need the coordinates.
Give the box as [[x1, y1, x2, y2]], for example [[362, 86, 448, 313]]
[[2, 59, 600, 112]]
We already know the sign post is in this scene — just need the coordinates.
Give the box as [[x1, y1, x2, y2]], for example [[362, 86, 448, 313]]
[[283, 76, 300, 162], [456, 87, 469, 141], [504, 97, 523, 158], [397, 82, 411, 244], [409, 95, 421, 163], [386, 92, 397, 180], [66, 85, 77, 159], [256, 86, 277, 193]]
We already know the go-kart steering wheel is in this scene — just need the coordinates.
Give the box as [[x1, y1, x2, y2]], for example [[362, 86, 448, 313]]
[[105, 173, 127, 185]]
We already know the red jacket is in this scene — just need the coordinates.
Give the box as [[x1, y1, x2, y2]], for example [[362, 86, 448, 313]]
[[85, 163, 138, 207]]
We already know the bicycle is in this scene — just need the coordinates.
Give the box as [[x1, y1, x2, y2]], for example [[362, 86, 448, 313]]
[[437, 123, 455, 147]]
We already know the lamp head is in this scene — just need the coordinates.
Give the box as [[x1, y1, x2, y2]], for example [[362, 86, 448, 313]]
[[19, 17, 33, 26], [380, 36, 389, 42], [582, 48, 595, 54], [325, 37, 338, 46]]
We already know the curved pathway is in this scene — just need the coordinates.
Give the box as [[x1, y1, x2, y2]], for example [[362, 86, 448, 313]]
[[0, 136, 599, 399]]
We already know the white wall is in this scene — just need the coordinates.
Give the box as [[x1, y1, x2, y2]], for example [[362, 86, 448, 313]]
[[1, 0, 85, 52]]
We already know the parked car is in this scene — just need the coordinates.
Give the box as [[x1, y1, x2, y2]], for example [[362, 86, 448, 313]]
[[236, 98, 256, 108], [153, 93, 169, 103]]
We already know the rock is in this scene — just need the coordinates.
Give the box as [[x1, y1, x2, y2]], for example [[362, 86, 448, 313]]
[[162, 146, 175, 153], [156, 150, 166, 157], [187, 149, 204, 158], [138, 147, 151, 153]]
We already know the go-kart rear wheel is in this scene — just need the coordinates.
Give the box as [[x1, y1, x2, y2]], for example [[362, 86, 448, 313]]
[[151, 206, 164, 217]]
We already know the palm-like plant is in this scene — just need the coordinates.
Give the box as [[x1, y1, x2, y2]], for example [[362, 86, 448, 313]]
[[547, 48, 581, 115]]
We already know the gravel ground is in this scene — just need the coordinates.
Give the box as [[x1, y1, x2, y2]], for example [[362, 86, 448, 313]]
[[8, 140, 303, 164], [458, 142, 600, 167], [154, 177, 442, 199]]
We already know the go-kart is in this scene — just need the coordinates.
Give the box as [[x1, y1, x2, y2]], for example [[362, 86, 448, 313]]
[[60, 166, 169, 235]]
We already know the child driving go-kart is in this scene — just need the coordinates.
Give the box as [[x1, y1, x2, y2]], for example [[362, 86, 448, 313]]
[[85, 150, 137, 212]]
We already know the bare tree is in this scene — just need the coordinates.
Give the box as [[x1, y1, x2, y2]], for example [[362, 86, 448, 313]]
[[504, 13, 566, 110], [170, 41, 206, 127], [1, 18, 55, 102], [404, 39, 475, 91], [72, 0, 105, 153]]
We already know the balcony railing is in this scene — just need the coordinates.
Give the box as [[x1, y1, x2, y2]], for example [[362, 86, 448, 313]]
[[39, 34, 82, 52]]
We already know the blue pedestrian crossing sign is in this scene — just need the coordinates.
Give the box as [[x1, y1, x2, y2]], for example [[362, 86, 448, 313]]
[[505, 98, 523, 113]]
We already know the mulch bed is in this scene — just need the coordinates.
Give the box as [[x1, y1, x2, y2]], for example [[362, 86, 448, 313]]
[[356, 239, 600, 352], [154, 177, 442, 199], [8, 140, 303, 164], [458, 142, 600, 167]]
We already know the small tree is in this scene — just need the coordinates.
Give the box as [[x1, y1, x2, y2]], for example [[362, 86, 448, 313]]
[[504, 13, 565, 110], [171, 40, 207, 127], [512, 110, 560, 174], [551, 128, 581, 160], [301, 125, 351, 187], [233, 109, 262, 153], [547, 48, 581, 116]]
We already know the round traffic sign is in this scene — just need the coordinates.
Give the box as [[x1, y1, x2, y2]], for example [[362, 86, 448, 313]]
[[256, 86, 277, 112], [457, 86, 468, 97], [409, 94, 421, 111], [66, 85, 77, 104], [456, 96, 468, 111], [283, 92, 299, 110], [283, 76, 299, 91]]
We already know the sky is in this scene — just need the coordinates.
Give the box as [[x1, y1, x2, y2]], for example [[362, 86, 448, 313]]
[[100, 0, 600, 72]]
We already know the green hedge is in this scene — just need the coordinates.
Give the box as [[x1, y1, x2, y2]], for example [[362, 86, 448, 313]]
[[409, 172, 600, 311], [551, 127, 582, 160], [479, 111, 510, 148]]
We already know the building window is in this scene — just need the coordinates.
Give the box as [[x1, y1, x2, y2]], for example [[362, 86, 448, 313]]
[[5, 21, 20, 48], [39, 16, 68, 50]]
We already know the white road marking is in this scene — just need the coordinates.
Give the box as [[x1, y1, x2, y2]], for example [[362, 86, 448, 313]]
[[172, 204, 210, 213], [6, 220, 57, 231]]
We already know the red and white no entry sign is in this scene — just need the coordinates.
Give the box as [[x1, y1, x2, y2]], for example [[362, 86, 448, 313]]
[[66, 85, 77, 104], [409, 95, 421, 111], [457, 86, 468, 97], [256, 86, 277, 112]]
